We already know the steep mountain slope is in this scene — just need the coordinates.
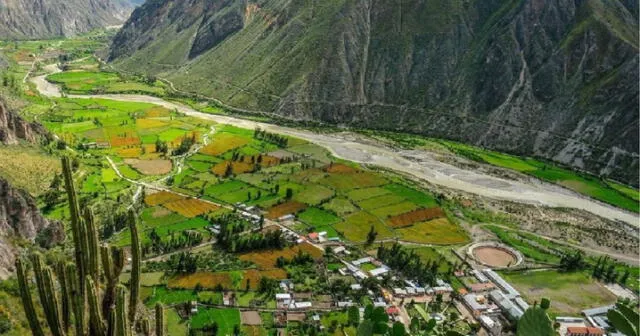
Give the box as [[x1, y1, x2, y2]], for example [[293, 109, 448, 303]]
[[109, 0, 640, 185], [0, 0, 134, 39]]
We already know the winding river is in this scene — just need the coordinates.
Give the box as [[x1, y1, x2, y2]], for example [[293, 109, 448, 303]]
[[31, 65, 639, 226]]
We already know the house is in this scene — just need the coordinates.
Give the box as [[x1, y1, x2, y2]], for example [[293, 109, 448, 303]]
[[489, 290, 524, 320], [333, 246, 346, 254], [566, 327, 605, 336], [352, 257, 373, 266], [386, 307, 400, 315], [190, 301, 198, 314], [308, 232, 319, 241], [318, 231, 328, 242], [479, 315, 502, 336], [279, 214, 295, 222], [337, 301, 355, 308], [483, 269, 519, 299], [463, 294, 490, 317], [393, 288, 408, 297], [351, 284, 362, 291], [276, 293, 292, 308], [471, 270, 489, 283], [468, 283, 496, 292], [369, 267, 389, 277], [293, 301, 312, 309]]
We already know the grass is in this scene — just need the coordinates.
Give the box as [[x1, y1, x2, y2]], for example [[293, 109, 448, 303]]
[[369, 201, 420, 218], [383, 183, 439, 207], [292, 184, 334, 205], [191, 308, 241, 334], [334, 211, 393, 243], [441, 140, 639, 213], [322, 198, 358, 216], [485, 225, 562, 264], [396, 218, 468, 245], [501, 270, 617, 316], [347, 187, 391, 201], [297, 207, 341, 226], [166, 308, 188, 336]]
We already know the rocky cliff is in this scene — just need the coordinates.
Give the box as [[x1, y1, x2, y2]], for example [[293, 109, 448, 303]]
[[0, 98, 46, 144], [109, 0, 640, 185], [0, 178, 63, 278], [0, 0, 134, 39]]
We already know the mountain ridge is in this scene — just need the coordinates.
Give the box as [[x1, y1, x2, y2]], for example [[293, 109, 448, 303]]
[[0, 0, 135, 39], [109, 0, 639, 185]]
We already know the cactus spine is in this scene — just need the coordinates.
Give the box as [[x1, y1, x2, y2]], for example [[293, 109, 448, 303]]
[[155, 303, 165, 336], [15, 258, 45, 336], [115, 285, 129, 336], [102, 245, 124, 319], [86, 276, 106, 336], [128, 209, 141, 325]]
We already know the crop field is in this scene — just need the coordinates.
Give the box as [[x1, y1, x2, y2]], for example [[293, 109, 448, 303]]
[[200, 133, 250, 156], [163, 198, 219, 218], [0, 146, 60, 196], [325, 163, 357, 173], [322, 198, 357, 216], [266, 201, 307, 219], [347, 187, 391, 202], [370, 201, 420, 218], [334, 211, 394, 243], [292, 184, 334, 205], [168, 269, 287, 290], [46, 69, 167, 95], [501, 270, 617, 316], [238, 243, 323, 269], [297, 207, 341, 227], [190, 308, 241, 334], [320, 171, 388, 191], [145, 191, 185, 206], [211, 161, 254, 176], [125, 158, 172, 175], [396, 218, 468, 244], [387, 207, 446, 228]]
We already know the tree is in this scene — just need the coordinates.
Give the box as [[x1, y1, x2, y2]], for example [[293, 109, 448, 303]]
[[540, 298, 551, 310], [366, 226, 377, 245], [391, 322, 406, 336], [285, 188, 293, 199], [356, 320, 373, 336], [348, 306, 360, 326]]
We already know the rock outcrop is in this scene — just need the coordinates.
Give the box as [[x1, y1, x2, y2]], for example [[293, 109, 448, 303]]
[[0, 98, 46, 144], [0, 0, 135, 39], [0, 178, 63, 278], [109, 0, 639, 186]]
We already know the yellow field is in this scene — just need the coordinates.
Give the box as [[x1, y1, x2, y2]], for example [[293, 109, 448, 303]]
[[200, 133, 250, 156], [136, 118, 169, 129], [396, 218, 468, 244], [117, 147, 143, 158], [144, 191, 185, 206], [168, 269, 287, 290], [163, 198, 219, 217], [144, 106, 172, 117], [212, 161, 255, 176]]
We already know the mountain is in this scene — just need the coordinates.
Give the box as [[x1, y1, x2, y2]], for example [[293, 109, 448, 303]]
[[109, 0, 640, 185], [0, 0, 134, 39]]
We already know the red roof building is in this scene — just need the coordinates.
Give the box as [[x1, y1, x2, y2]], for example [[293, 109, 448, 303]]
[[566, 327, 605, 336], [308, 232, 319, 240], [386, 307, 399, 315]]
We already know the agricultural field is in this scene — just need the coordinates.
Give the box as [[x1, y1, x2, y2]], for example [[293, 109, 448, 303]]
[[238, 243, 323, 269], [500, 270, 617, 316], [46, 67, 167, 96], [190, 308, 241, 334]]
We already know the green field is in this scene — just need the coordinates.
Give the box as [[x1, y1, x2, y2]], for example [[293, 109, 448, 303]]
[[297, 207, 341, 227], [47, 70, 166, 95], [501, 270, 617, 316], [190, 308, 241, 334]]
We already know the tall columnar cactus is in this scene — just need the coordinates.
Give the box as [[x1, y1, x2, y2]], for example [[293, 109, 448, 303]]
[[115, 285, 129, 336], [61, 156, 86, 296], [31, 253, 65, 336], [64, 263, 85, 336], [155, 303, 165, 336], [83, 208, 100, 288], [128, 209, 141, 325], [86, 276, 106, 336], [140, 318, 151, 336], [15, 258, 45, 336], [102, 245, 125, 319], [55, 261, 70, 332]]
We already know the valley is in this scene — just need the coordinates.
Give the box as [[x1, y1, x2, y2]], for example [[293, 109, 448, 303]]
[[0, 21, 637, 336]]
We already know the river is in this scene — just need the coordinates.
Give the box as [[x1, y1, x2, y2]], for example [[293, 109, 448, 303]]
[[30, 65, 639, 226]]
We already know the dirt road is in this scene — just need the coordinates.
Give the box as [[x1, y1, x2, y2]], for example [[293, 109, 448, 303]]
[[31, 67, 639, 226]]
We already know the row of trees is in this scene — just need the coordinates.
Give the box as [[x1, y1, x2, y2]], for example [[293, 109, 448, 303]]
[[593, 256, 631, 284], [16, 156, 164, 336], [145, 228, 203, 256], [217, 224, 286, 253], [254, 127, 288, 147]]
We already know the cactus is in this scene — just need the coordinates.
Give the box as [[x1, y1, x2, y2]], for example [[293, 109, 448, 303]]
[[15, 258, 45, 336], [155, 303, 164, 336], [115, 285, 129, 336], [55, 261, 70, 332], [140, 318, 151, 336], [61, 157, 86, 295], [84, 208, 100, 287], [64, 263, 84, 336], [128, 209, 141, 325], [102, 245, 125, 319], [86, 276, 106, 336], [31, 253, 65, 336]]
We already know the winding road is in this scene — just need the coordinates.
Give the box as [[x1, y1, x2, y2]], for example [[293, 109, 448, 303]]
[[30, 65, 639, 227]]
